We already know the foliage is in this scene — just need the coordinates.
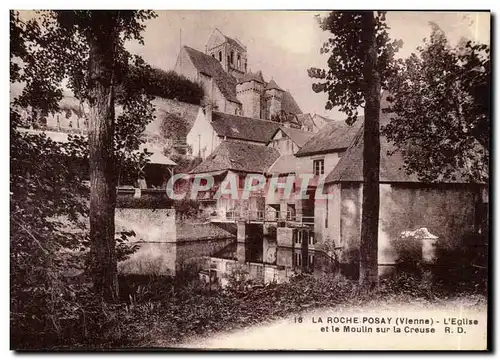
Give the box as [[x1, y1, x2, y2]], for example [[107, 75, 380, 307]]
[[169, 154, 202, 174], [144, 68, 204, 105], [382, 24, 490, 183], [12, 271, 487, 349], [158, 111, 192, 156], [159, 112, 188, 141], [174, 199, 201, 220], [10, 9, 157, 343], [308, 11, 403, 125], [308, 11, 403, 286], [390, 235, 425, 275], [10, 108, 90, 349], [223, 265, 253, 293]]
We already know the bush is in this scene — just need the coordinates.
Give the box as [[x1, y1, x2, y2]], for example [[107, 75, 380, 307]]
[[174, 199, 201, 220], [143, 68, 204, 105]]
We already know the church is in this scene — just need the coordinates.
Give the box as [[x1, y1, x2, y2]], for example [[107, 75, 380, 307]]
[[174, 28, 303, 124]]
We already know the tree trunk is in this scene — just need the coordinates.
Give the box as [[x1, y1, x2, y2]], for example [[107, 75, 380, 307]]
[[87, 11, 119, 302], [359, 11, 381, 288]]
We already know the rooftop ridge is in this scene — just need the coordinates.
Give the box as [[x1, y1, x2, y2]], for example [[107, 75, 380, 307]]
[[212, 110, 280, 124]]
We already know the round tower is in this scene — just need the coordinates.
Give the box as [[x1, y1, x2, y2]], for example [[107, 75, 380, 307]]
[[236, 71, 265, 119], [264, 79, 284, 120]]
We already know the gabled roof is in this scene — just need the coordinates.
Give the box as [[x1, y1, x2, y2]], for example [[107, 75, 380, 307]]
[[281, 90, 302, 115], [211, 111, 280, 143], [267, 155, 298, 175], [190, 140, 280, 174], [139, 143, 177, 166], [325, 114, 476, 184], [237, 71, 265, 84], [265, 79, 283, 91], [222, 33, 246, 51], [312, 114, 336, 130], [295, 119, 362, 157], [276, 126, 315, 148], [295, 113, 315, 130], [183, 46, 241, 104]]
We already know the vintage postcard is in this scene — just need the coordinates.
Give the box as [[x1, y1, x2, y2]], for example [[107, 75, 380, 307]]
[[10, 10, 490, 351]]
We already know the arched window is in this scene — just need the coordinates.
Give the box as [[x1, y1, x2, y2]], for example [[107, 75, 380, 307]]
[[218, 51, 222, 62]]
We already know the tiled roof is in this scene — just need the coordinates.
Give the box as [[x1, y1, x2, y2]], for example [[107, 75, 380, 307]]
[[311, 114, 336, 131], [325, 113, 477, 184], [190, 140, 280, 174], [295, 113, 314, 130], [278, 126, 315, 148], [281, 90, 302, 115], [224, 35, 246, 51], [267, 155, 298, 175], [237, 71, 265, 84], [265, 79, 283, 91], [183, 46, 241, 104], [139, 143, 177, 166], [295, 119, 362, 157], [211, 111, 280, 143]]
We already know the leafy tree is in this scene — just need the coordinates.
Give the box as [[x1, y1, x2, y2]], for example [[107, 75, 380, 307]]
[[382, 23, 490, 183], [308, 11, 402, 287], [11, 10, 157, 303], [145, 68, 205, 105]]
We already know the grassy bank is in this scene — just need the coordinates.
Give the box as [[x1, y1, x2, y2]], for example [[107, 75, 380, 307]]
[[11, 270, 487, 350]]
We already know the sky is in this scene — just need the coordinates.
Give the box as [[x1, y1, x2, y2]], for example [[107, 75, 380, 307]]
[[14, 10, 490, 119], [125, 11, 490, 119]]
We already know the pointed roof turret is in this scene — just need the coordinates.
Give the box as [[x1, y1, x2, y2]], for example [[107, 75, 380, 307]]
[[265, 79, 283, 92], [237, 70, 265, 84]]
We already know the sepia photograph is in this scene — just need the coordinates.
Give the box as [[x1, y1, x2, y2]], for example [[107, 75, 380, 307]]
[[9, 9, 490, 351]]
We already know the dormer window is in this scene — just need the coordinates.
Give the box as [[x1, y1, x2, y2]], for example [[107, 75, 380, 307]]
[[218, 51, 222, 62]]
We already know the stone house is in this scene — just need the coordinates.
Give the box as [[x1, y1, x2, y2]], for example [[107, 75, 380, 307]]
[[187, 108, 280, 159], [267, 126, 315, 156], [313, 118, 488, 278], [189, 140, 280, 219], [265, 126, 316, 223]]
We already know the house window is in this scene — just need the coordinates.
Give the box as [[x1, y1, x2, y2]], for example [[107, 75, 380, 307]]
[[295, 231, 302, 245], [218, 51, 222, 62], [237, 53, 241, 68], [308, 254, 315, 268], [308, 232, 315, 245], [211, 53, 215, 58], [294, 252, 302, 267], [313, 159, 324, 175], [230, 50, 234, 65]]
